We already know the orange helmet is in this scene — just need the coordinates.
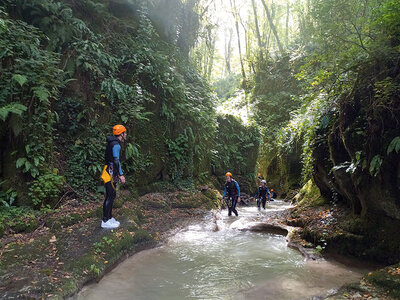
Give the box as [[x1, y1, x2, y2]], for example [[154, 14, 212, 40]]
[[258, 173, 261, 177], [225, 172, 232, 177], [113, 124, 126, 136], [271, 189, 274, 192]]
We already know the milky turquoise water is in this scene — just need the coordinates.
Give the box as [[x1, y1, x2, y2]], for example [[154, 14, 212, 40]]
[[78, 201, 369, 300]]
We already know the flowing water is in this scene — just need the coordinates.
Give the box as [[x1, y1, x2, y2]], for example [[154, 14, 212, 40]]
[[78, 201, 371, 300]]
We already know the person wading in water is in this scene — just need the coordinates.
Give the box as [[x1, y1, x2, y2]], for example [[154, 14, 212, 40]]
[[100, 125, 127, 229], [254, 179, 271, 210], [221, 172, 241, 216]]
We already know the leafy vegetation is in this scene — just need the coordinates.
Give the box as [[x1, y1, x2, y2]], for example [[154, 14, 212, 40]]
[[0, 0, 220, 210]]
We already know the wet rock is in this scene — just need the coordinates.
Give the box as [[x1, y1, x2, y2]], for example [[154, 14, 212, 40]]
[[248, 223, 288, 236]]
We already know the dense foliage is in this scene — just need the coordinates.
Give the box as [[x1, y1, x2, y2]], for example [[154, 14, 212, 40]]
[[0, 0, 219, 208]]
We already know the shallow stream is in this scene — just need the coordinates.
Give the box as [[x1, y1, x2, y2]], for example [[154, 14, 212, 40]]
[[78, 201, 371, 299]]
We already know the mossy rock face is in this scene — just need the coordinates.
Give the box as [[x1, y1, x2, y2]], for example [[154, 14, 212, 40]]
[[213, 115, 260, 177], [296, 179, 327, 207], [143, 198, 171, 212], [199, 188, 220, 209], [137, 181, 175, 196], [170, 195, 201, 209], [201, 187, 221, 204]]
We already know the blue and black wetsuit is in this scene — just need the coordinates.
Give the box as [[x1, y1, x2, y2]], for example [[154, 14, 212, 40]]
[[103, 136, 123, 222], [222, 180, 240, 216], [255, 186, 271, 209]]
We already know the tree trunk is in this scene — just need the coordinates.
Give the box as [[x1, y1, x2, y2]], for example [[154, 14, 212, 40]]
[[260, 0, 284, 54], [225, 28, 233, 75], [230, 0, 246, 80], [207, 32, 216, 80], [251, 0, 264, 60], [285, 1, 290, 47]]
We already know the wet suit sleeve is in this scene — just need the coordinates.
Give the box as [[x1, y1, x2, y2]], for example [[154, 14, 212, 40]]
[[112, 144, 123, 176], [266, 187, 271, 200], [222, 186, 227, 198], [235, 181, 240, 197]]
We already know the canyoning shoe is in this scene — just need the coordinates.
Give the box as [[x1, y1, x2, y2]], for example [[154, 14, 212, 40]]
[[101, 219, 119, 229], [110, 218, 120, 226]]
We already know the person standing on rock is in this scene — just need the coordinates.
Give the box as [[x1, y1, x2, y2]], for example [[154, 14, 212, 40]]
[[254, 180, 271, 210], [100, 125, 127, 229], [221, 172, 241, 216]]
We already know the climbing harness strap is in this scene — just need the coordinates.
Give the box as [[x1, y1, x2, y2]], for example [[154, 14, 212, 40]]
[[101, 164, 119, 191], [225, 197, 233, 208]]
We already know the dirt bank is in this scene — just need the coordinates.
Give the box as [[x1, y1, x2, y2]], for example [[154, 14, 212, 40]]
[[0, 187, 220, 299]]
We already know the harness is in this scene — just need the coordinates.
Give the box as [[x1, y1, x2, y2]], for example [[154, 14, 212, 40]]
[[101, 137, 121, 190], [225, 197, 234, 208]]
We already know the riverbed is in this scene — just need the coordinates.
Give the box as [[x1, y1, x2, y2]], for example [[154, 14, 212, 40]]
[[78, 201, 371, 299]]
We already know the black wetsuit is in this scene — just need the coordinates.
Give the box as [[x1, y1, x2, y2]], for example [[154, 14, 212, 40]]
[[103, 136, 122, 222], [223, 180, 240, 216], [255, 186, 270, 209]]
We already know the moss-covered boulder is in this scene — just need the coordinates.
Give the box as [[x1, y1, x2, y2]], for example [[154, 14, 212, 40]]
[[294, 179, 327, 207]]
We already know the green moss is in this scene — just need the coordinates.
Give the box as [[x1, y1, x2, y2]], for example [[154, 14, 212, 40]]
[[132, 229, 153, 244], [138, 181, 175, 195], [170, 194, 200, 209], [11, 218, 39, 233], [144, 199, 171, 212], [47, 213, 85, 229], [40, 268, 53, 276], [94, 206, 103, 218], [297, 179, 327, 207], [0, 207, 40, 235], [365, 264, 400, 298], [57, 278, 78, 297], [67, 252, 101, 277], [113, 198, 125, 209]]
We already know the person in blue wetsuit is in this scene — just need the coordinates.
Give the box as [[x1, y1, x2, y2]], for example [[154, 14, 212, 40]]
[[221, 172, 241, 216], [100, 125, 127, 229], [254, 180, 271, 210]]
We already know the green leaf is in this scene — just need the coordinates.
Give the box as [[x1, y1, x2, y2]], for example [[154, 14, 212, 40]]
[[121, 115, 128, 123], [12, 74, 28, 87], [387, 136, 400, 155], [369, 155, 383, 177], [16, 157, 26, 168], [33, 86, 50, 103], [0, 102, 27, 121]]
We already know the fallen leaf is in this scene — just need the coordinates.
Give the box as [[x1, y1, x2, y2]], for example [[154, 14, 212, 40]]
[[49, 236, 57, 243]]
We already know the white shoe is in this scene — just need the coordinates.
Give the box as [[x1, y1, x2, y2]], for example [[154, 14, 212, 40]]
[[101, 219, 119, 229], [110, 218, 120, 226]]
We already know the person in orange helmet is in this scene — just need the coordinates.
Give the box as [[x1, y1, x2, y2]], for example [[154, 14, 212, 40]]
[[270, 188, 277, 199], [221, 172, 241, 216], [254, 179, 271, 210], [100, 124, 127, 229]]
